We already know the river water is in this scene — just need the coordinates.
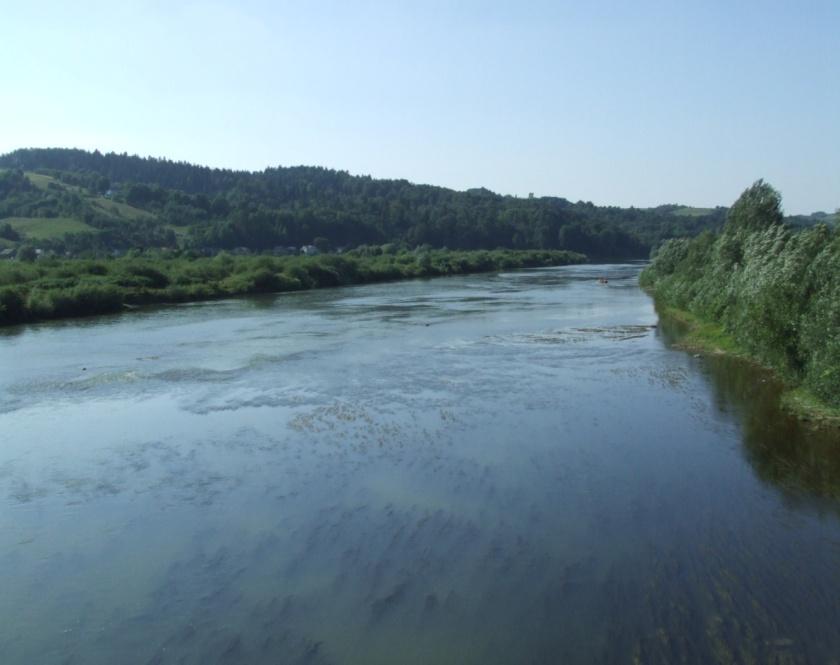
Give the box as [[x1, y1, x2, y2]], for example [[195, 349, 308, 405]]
[[1, 264, 839, 665]]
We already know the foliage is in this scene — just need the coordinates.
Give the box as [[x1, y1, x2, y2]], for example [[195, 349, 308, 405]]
[[0, 222, 20, 241], [0, 148, 728, 258], [726, 179, 784, 232], [641, 181, 840, 407], [16, 245, 37, 262], [0, 248, 584, 326]]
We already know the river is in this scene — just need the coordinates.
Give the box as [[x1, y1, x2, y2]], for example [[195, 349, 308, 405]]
[[1, 263, 839, 664]]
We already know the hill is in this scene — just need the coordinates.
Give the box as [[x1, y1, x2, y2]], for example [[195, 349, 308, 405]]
[[0, 148, 729, 258]]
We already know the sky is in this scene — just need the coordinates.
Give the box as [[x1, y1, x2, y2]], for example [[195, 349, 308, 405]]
[[1, 1, 838, 214]]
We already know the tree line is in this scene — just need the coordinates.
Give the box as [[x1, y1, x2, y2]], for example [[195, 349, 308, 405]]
[[0, 148, 726, 258]]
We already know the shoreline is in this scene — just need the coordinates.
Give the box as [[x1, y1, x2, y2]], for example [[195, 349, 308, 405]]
[[0, 249, 586, 329], [653, 301, 840, 429]]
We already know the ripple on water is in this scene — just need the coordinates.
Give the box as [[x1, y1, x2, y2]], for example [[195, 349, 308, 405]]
[[1, 264, 839, 665]]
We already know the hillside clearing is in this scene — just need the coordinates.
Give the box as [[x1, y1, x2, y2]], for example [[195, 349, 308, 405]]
[[2, 217, 96, 240]]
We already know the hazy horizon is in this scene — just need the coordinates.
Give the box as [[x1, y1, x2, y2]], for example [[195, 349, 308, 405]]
[[3, 1, 838, 215], [0, 144, 812, 215]]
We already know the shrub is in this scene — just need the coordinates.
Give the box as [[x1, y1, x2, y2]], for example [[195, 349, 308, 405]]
[[642, 182, 840, 407], [0, 288, 26, 324]]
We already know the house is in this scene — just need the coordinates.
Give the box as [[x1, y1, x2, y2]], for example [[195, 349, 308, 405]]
[[300, 245, 320, 256], [272, 246, 298, 256]]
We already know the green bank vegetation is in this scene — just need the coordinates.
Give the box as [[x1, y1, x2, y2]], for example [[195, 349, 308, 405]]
[[641, 180, 840, 422], [0, 248, 584, 327]]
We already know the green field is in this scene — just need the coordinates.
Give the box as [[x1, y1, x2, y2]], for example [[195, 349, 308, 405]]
[[2, 217, 96, 240], [22, 171, 154, 222], [25, 171, 87, 195], [24, 172, 59, 189], [92, 198, 155, 220], [673, 206, 716, 217]]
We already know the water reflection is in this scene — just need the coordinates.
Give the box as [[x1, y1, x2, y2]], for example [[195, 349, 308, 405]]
[[0, 265, 838, 665], [657, 307, 840, 504]]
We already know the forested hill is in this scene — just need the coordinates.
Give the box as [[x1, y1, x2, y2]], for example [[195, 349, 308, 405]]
[[0, 147, 727, 257]]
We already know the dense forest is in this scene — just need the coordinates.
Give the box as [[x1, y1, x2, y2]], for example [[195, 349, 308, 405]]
[[0, 148, 729, 258], [641, 181, 840, 410]]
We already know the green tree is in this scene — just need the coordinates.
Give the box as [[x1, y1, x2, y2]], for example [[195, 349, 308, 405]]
[[16, 245, 37, 262], [313, 236, 331, 253], [726, 179, 783, 232], [0, 223, 20, 241]]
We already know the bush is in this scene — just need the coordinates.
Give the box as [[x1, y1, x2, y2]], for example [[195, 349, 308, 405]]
[[0, 288, 26, 324], [116, 264, 170, 289], [642, 181, 840, 406], [28, 284, 123, 319], [0, 248, 584, 326]]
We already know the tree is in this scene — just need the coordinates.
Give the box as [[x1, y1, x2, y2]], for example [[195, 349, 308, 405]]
[[313, 236, 331, 253], [0, 223, 20, 241], [17, 245, 37, 262], [726, 180, 783, 233]]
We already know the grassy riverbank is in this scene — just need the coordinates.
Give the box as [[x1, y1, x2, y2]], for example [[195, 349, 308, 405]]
[[642, 180, 840, 427], [654, 303, 840, 426], [0, 248, 585, 326]]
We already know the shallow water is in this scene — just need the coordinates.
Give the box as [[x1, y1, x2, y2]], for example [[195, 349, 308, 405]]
[[1, 264, 839, 665]]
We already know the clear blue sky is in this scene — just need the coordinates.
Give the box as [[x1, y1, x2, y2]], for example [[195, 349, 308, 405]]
[[2, 1, 838, 213]]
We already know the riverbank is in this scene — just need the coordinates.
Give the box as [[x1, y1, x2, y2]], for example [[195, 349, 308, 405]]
[[0, 248, 585, 327], [653, 302, 840, 428], [640, 181, 840, 430]]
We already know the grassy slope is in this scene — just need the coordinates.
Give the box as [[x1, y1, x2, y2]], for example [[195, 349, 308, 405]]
[[25, 171, 61, 189], [0, 173, 156, 246], [91, 198, 155, 220], [2, 216, 96, 240], [672, 206, 717, 217], [23, 171, 153, 222], [654, 305, 742, 356]]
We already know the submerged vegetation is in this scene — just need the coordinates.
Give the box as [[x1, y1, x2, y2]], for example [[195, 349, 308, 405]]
[[642, 180, 840, 415], [0, 248, 584, 326]]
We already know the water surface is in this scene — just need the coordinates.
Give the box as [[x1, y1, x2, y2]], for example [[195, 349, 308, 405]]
[[1, 264, 839, 664]]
